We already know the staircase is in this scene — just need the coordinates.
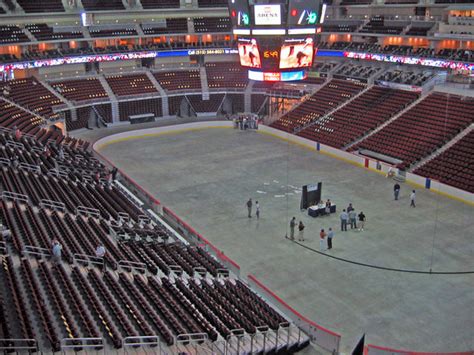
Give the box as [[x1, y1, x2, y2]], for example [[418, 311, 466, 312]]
[[345, 92, 426, 150], [294, 84, 372, 134], [21, 26, 37, 42], [98, 75, 120, 123], [200, 66, 209, 100], [409, 123, 474, 172], [145, 70, 169, 117]]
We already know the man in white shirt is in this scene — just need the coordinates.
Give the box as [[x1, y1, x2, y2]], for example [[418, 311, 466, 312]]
[[410, 190, 416, 207]]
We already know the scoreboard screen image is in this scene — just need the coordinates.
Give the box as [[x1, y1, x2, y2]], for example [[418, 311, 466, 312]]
[[228, 0, 251, 27], [238, 39, 262, 68], [287, 0, 323, 26], [279, 37, 314, 69]]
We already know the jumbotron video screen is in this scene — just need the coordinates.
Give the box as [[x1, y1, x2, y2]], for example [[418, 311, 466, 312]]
[[228, 0, 326, 81]]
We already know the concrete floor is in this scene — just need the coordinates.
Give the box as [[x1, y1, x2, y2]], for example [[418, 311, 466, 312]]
[[92, 127, 473, 353]]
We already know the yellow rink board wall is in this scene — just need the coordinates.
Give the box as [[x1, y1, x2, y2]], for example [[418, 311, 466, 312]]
[[93, 121, 474, 206]]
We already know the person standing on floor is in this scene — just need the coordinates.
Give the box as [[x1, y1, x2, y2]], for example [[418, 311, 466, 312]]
[[394, 183, 401, 200], [340, 209, 348, 231], [327, 228, 334, 250], [298, 221, 305, 241], [255, 201, 260, 219], [289, 217, 296, 240], [246, 198, 252, 218], [349, 209, 357, 229], [347, 203, 354, 213], [358, 211, 366, 231], [319, 229, 327, 251], [410, 190, 416, 207]]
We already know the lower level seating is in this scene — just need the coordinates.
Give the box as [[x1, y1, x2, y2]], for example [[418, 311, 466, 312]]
[[414, 130, 474, 192]]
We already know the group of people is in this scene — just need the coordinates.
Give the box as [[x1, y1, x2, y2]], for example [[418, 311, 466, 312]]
[[339, 203, 366, 232], [394, 183, 417, 207], [246, 198, 261, 219], [288, 217, 335, 251], [234, 115, 259, 131]]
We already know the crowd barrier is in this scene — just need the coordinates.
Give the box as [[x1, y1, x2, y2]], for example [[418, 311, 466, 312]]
[[247, 274, 341, 353], [366, 344, 474, 355]]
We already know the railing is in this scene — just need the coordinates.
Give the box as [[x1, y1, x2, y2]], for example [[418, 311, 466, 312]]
[[18, 163, 41, 174], [60, 337, 104, 353], [0, 158, 10, 167], [23, 245, 51, 258], [40, 199, 66, 212], [1, 191, 29, 204], [0, 339, 37, 352], [0, 241, 6, 255], [169, 264, 184, 276], [225, 329, 249, 355], [47, 168, 69, 179], [6, 140, 24, 150], [122, 336, 161, 352], [74, 253, 105, 269], [118, 260, 147, 274], [176, 332, 208, 345], [118, 211, 130, 223], [76, 206, 100, 218], [193, 266, 207, 277]]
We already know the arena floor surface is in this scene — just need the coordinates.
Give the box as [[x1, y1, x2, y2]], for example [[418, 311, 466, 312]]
[[85, 124, 473, 353]]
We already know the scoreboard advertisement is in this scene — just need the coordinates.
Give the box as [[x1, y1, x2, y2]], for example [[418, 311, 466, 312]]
[[228, 0, 325, 81]]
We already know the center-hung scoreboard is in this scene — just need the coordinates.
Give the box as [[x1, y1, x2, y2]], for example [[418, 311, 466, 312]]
[[228, 0, 326, 81]]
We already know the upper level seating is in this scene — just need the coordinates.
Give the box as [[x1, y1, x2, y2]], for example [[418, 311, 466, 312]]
[[205, 62, 248, 89], [52, 78, 108, 102], [377, 70, 434, 86], [321, 24, 359, 32], [154, 70, 202, 91], [1, 78, 63, 119], [297, 87, 419, 148], [16, 0, 64, 13], [105, 74, 158, 97], [385, 0, 418, 2], [193, 17, 231, 33], [0, 26, 29, 44], [141, 0, 180, 8], [414, 130, 474, 193], [334, 64, 380, 79], [81, 0, 125, 10], [352, 93, 474, 168], [270, 79, 366, 133], [142, 19, 188, 35], [360, 17, 405, 34], [406, 25, 433, 36], [89, 27, 137, 38], [25, 24, 83, 41], [198, 0, 227, 7], [340, 0, 372, 3], [187, 94, 225, 113]]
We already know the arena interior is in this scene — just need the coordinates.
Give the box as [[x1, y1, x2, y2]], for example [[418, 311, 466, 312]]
[[0, 0, 472, 354]]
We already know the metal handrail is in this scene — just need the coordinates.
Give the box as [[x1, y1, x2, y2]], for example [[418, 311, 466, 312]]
[[118, 260, 146, 274], [176, 332, 208, 344], [0, 241, 6, 255], [74, 253, 105, 269], [0, 339, 37, 352], [40, 199, 66, 212], [60, 337, 104, 353], [122, 335, 161, 353], [1, 191, 29, 203], [23, 245, 51, 258]]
